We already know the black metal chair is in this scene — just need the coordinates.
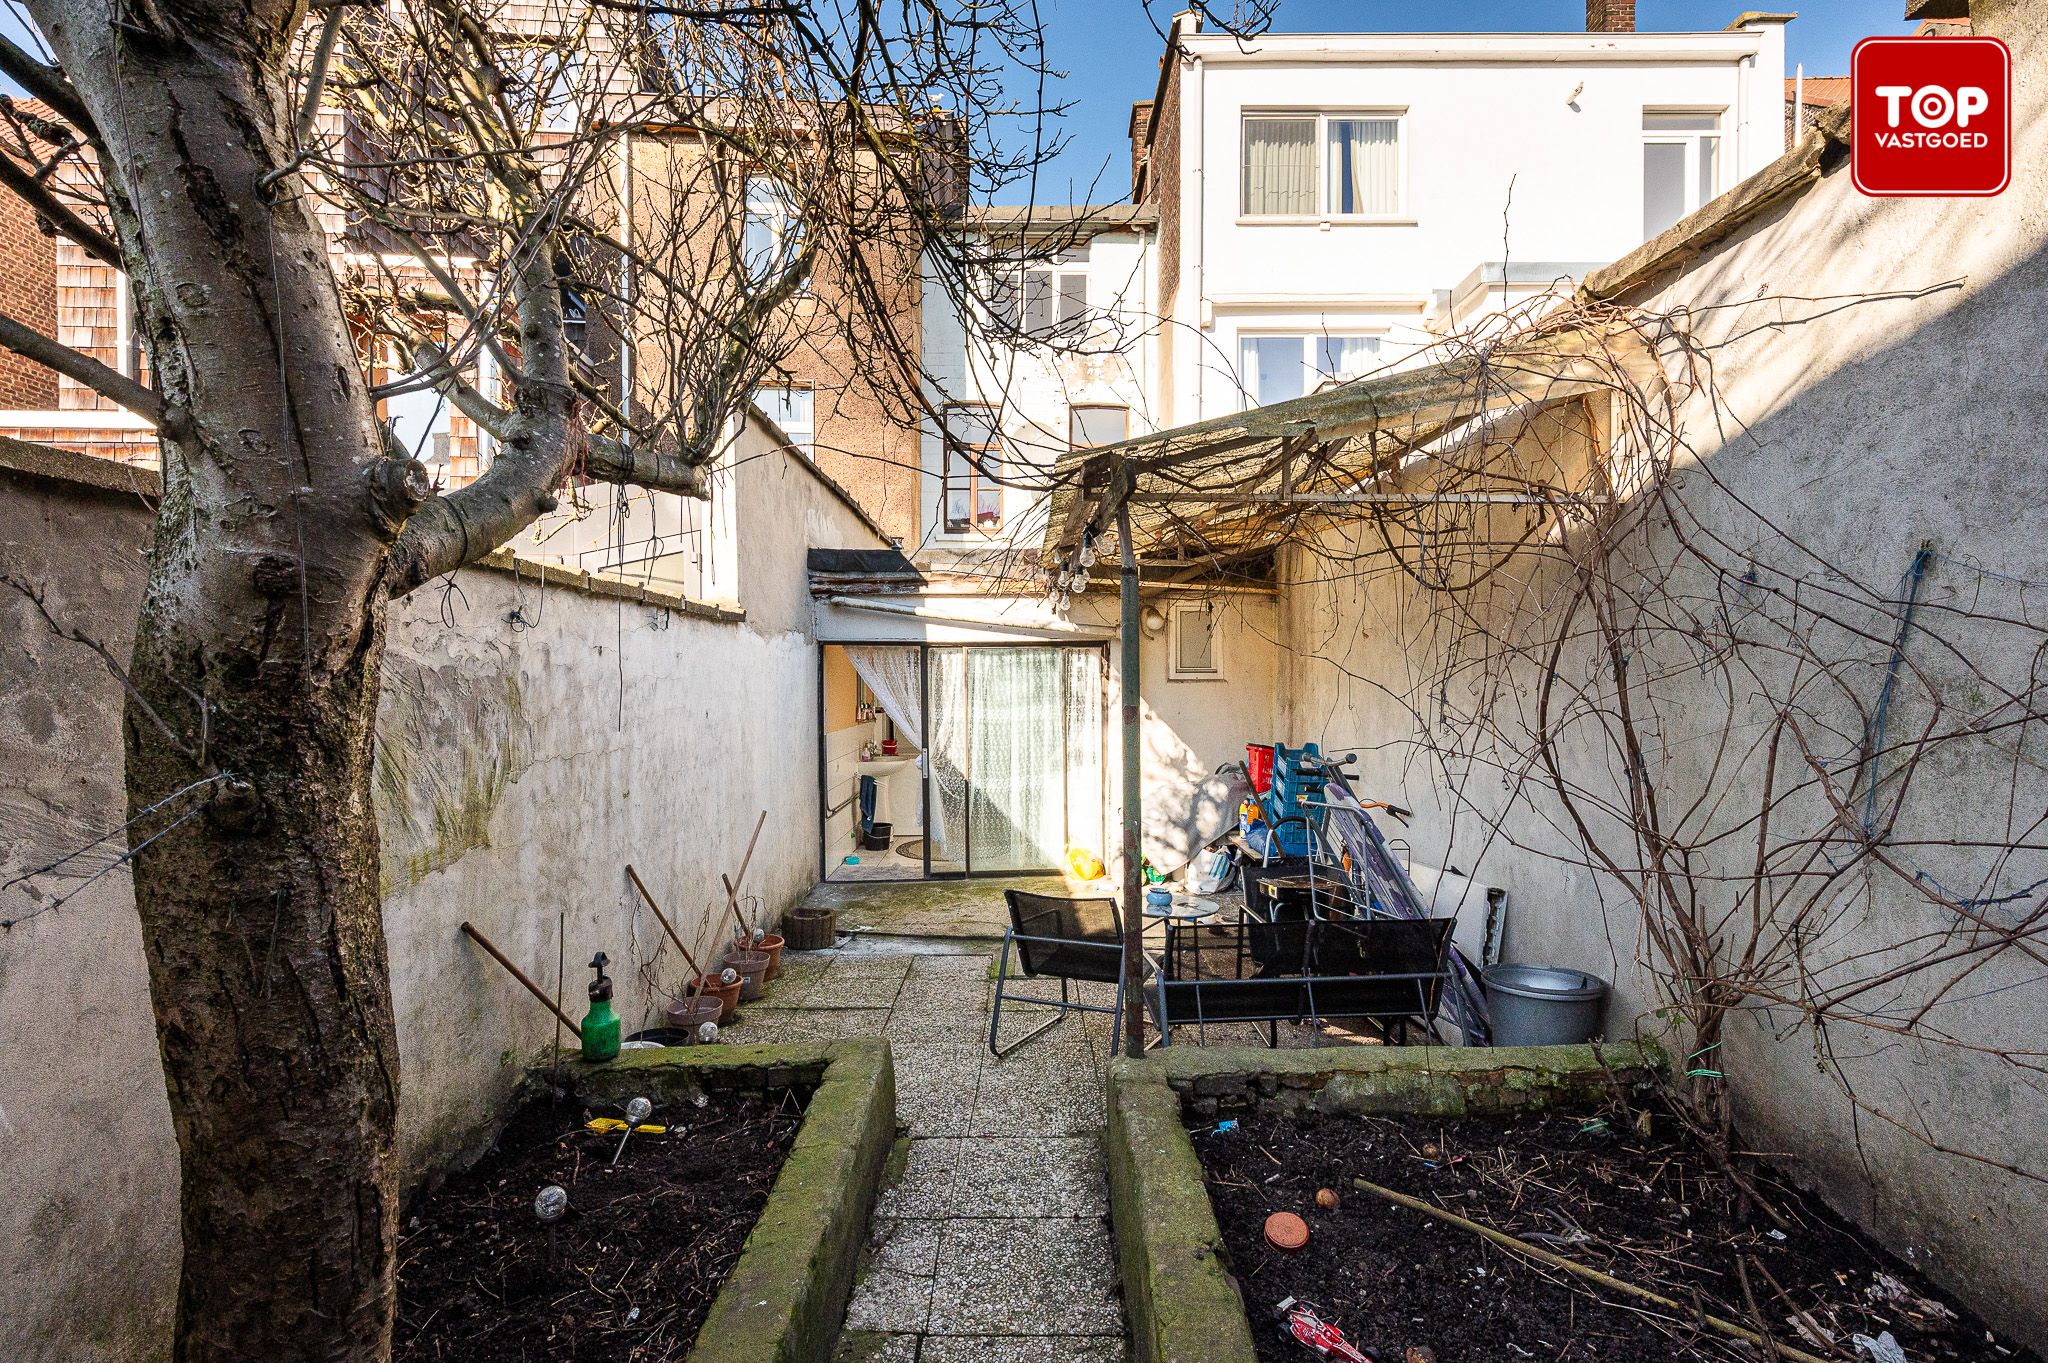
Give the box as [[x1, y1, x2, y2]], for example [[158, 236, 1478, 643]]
[[1144, 915, 1456, 1048], [990, 890, 1126, 1057]]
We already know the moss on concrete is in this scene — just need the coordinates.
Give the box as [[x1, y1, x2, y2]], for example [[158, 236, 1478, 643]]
[[1108, 1042, 1667, 1363], [1108, 1061, 1260, 1363], [558, 1039, 894, 1363]]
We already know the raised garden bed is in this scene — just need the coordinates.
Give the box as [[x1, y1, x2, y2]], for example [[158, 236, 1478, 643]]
[[1195, 1107, 2033, 1363], [1106, 1044, 2035, 1363], [399, 1039, 893, 1363]]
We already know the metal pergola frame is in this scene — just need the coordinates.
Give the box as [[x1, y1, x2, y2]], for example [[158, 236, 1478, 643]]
[[1043, 319, 1660, 1057]]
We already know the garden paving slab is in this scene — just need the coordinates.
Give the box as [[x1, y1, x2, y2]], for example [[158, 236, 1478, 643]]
[[925, 1216, 1122, 1336], [921, 1335, 1126, 1363], [918, 1137, 1106, 1218], [843, 1218, 941, 1333], [892, 1042, 984, 1137], [885, 1007, 989, 1045]]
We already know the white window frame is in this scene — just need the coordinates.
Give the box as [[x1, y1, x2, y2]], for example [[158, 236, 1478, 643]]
[[1240, 110, 1409, 222], [1640, 109, 1724, 240], [993, 248, 1090, 337], [1068, 403, 1129, 450], [756, 384, 815, 455], [742, 175, 806, 289], [1167, 600, 1225, 682], [1235, 330, 1386, 410]]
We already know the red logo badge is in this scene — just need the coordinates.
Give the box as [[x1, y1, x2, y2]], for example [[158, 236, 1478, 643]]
[[1851, 36, 2010, 197]]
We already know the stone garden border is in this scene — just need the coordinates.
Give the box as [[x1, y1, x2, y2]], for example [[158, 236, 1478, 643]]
[[1105, 1042, 1665, 1363], [568, 1039, 896, 1363]]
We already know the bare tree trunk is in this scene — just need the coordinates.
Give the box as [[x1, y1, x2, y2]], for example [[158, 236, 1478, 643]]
[[26, 4, 413, 1358]]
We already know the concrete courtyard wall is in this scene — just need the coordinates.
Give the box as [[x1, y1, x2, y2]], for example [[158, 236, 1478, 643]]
[[1277, 5, 2048, 1341], [0, 419, 884, 1361]]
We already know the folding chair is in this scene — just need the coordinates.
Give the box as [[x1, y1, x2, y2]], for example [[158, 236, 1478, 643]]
[[989, 890, 1126, 1057]]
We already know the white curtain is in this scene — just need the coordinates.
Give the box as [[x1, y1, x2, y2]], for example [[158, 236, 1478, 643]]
[[1326, 117, 1399, 215], [847, 645, 958, 862], [1243, 118, 1315, 215], [966, 648, 1065, 872]]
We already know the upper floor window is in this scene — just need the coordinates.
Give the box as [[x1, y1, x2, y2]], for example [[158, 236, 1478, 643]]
[[1238, 333, 1382, 408], [1069, 404, 1129, 449], [757, 385, 814, 454], [1642, 111, 1722, 240], [1242, 113, 1403, 218], [501, 40, 582, 135], [942, 404, 1002, 534], [743, 177, 805, 285], [995, 248, 1090, 336]]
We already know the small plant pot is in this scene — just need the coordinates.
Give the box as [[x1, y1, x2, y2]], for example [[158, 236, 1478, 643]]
[[784, 907, 837, 951], [666, 993, 723, 1037], [722, 949, 771, 1001], [694, 972, 742, 1022], [755, 934, 786, 981]]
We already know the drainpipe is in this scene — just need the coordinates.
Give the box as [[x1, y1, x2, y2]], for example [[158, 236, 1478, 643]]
[[1119, 497, 1144, 1058]]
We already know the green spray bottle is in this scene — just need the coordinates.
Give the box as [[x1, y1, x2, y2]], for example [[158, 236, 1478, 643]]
[[582, 952, 621, 1063]]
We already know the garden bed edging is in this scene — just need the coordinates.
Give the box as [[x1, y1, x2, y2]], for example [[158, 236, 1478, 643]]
[[566, 1039, 896, 1363], [1106, 1042, 1664, 1363]]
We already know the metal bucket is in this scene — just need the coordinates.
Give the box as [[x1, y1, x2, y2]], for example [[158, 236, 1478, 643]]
[[1481, 963, 1608, 1046]]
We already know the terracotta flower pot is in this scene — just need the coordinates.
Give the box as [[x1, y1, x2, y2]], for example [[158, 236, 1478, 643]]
[[756, 934, 786, 981], [667, 993, 723, 1038], [694, 972, 742, 1022], [722, 949, 771, 1001]]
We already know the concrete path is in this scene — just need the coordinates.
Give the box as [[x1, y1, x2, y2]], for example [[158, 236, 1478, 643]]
[[722, 938, 1129, 1363]]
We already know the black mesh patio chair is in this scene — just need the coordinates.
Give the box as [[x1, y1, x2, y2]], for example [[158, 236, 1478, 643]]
[[990, 890, 1126, 1057], [1144, 915, 1457, 1048]]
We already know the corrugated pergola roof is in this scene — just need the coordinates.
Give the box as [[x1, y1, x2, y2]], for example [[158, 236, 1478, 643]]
[[1039, 320, 1654, 573]]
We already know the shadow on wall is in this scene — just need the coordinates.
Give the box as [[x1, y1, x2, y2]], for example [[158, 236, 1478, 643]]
[[1284, 220, 2048, 1344]]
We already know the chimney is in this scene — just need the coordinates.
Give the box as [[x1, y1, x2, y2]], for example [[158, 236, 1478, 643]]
[[1587, 0, 1635, 32]]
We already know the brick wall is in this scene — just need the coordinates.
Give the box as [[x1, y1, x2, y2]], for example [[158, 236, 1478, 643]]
[[0, 186, 57, 408], [1150, 53, 1183, 428]]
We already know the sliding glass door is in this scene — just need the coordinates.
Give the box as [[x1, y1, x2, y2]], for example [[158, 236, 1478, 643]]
[[927, 644, 1103, 875]]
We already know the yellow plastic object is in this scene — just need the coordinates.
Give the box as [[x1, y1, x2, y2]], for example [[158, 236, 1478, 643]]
[[584, 1118, 667, 1135], [1066, 846, 1106, 881]]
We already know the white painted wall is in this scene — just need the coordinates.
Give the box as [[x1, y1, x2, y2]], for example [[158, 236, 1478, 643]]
[[1171, 21, 1788, 420], [1273, 4, 2048, 1339], [917, 227, 1159, 563], [0, 416, 885, 1362]]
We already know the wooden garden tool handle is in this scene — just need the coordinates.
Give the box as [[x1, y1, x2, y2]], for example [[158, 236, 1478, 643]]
[[460, 921, 582, 1039]]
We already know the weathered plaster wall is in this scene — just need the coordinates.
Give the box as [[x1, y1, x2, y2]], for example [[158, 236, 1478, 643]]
[[1277, 6, 2048, 1341], [0, 417, 883, 1361], [0, 451, 177, 1362]]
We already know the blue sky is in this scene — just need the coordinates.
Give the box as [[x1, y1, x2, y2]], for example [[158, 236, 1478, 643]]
[[997, 1, 1914, 204]]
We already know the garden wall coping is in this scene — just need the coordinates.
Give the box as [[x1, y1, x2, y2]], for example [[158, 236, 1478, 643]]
[[566, 1040, 896, 1363], [1106, 1042, 1664, 1363]]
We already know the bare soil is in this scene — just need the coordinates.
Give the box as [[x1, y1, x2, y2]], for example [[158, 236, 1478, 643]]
[[1191, 1105, 2035, 1363], [395, 1086, 808, 1362]]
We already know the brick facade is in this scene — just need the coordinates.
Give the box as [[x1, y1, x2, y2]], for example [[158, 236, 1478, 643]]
[[0, 174, 57, 408]]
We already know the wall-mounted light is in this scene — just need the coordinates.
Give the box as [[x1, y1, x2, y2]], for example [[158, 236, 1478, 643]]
[[1141, 606, 1166, 636]]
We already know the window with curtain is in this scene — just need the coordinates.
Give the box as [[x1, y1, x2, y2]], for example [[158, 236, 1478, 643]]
[[1243, 112, 1403, 217], [1641, 111, 1722, 240], [942, 405, 1002, 534], [1242, 117, 1316, 216], [1238, 333, 1383, 409]]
